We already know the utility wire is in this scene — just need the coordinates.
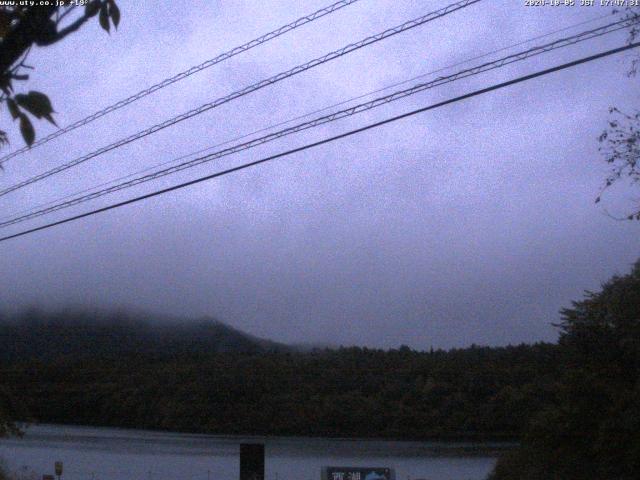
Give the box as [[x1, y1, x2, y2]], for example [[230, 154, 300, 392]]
[[0, 17, 632, 229], [0, 0, 362, 166], [1, 41, 637, 244], [0, 10, 618, 225], [0, 0, 482, 198]]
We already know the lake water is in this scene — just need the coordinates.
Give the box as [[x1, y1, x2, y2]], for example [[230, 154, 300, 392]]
[[0, 425, 508, 480]]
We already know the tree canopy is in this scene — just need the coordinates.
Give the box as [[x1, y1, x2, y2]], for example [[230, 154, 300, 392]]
[[490, 260, 640, 480]]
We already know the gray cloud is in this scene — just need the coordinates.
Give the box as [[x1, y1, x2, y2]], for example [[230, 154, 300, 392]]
[[1, 0, 639, 349]]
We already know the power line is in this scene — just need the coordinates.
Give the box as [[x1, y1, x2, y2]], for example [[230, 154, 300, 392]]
[[1, 11, 618, 225], [0, 0, 362, 166], [0, 0, 482, 198], [0, 17, 632, 229], [1, 41, 637, 244]]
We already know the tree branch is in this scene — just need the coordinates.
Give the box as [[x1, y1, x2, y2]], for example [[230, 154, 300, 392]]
[[38, 10, 92, 46]]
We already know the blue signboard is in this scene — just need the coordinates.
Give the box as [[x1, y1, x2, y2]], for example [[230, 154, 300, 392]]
[[323, 467, 393, 480]]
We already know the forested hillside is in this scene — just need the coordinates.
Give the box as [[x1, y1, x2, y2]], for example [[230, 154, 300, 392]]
[[1, 333, 560, 439]]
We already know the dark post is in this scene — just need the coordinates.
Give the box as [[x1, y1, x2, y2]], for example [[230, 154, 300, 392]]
[[240, 443, 265, 480], [54, 462, 63, 480]]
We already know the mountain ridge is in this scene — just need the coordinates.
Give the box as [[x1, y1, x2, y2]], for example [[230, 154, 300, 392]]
[[0, 308, 290, 361]]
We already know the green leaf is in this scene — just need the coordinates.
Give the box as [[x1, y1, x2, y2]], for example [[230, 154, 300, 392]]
[[108, 0, 120, 29], [6, 98, 20, 119], [99, 3, 110, 32], [19, 113, 34, 147], [85, 1, 101, 17], [14, 91, 56, 125]]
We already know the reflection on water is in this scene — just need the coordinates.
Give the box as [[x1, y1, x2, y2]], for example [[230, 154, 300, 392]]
[[0, 425, 508, 480]]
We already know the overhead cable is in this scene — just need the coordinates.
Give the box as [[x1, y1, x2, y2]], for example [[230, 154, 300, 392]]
[[1, 9, 617, 224], [0, 0, 482, 198], [0, 0, 362, 165], [0, 17, 632, 229], [1, 40, 637, 244]]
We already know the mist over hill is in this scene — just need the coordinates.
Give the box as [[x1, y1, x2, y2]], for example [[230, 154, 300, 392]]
[[0, 308, 289, 361]]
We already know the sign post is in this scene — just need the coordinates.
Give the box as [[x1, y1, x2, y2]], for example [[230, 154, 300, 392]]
[[240, 443, 264, 480], [54, 462, 63, 480]]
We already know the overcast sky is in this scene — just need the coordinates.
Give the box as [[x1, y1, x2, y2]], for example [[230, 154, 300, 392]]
[[0, 0, 638, 349]]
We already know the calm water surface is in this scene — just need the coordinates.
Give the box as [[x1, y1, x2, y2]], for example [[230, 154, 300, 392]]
[[0, 425, 509, 480]]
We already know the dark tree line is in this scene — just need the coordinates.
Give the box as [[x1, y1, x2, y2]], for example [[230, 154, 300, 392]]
[[0, 333, 561, 440]]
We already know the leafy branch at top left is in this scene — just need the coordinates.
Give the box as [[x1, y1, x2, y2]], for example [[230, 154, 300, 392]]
[[0, 0, 120, 150]]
